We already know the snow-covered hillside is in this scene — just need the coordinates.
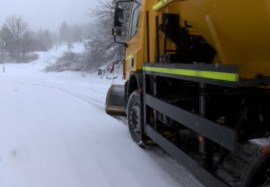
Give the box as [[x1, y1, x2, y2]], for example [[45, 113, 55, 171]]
[[0, 43, 197, 187]]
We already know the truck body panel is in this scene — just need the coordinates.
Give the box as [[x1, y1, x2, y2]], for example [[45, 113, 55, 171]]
[[159, 0, 270, 78], [124, 0, 270, 79]]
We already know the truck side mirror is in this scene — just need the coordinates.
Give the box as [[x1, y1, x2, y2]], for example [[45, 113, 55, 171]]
[[114, 8, 124, 27], [112, 1, 133, 47]]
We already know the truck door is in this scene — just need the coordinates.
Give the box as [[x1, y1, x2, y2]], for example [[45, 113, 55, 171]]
[[124, 0, 143, 79]]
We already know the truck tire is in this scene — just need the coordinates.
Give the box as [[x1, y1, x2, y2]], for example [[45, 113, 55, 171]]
[[127, 91, 144, 147], [241, 153, 270, 187]]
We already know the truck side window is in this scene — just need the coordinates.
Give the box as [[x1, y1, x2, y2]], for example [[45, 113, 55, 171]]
[[129, 1, 141, 40]]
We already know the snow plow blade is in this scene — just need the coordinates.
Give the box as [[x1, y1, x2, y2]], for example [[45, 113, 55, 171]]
[[105, 85, 126, 116]]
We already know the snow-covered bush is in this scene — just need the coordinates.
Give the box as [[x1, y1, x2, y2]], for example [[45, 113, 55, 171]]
[[44, 51, 84, 72], [44, 48, 105, 73]]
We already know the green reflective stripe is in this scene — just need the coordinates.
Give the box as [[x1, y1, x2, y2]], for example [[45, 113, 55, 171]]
[[143, 66, 238, 82], [152, 0, 171, 11], [153, 1, 163, 10], [125, 54, 133, 61]]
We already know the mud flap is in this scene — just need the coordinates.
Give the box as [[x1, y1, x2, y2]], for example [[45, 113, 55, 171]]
[[105, 85, 126, 115]]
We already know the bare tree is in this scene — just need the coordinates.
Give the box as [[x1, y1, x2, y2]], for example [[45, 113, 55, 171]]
[[5, 15, 28, 55], [87, 0, 130, 68], [90, 0, 115, 19], [6, 16, 28, 40], [0, 25, 15, 55]]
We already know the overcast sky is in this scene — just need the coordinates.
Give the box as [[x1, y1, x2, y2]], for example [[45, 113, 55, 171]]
[[0, 0, 101, 32]]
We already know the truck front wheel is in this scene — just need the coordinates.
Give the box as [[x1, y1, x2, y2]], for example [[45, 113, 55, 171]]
[[127, 91, 144, 147]]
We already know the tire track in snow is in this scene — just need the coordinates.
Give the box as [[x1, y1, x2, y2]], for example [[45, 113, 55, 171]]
[[33, 81, 202, 186], [44, 85, 105, 111], [11, 81, 106, 112], [107, 114, 202, 186], [146, 147, 203, 187], [5, 80, 203, 187]]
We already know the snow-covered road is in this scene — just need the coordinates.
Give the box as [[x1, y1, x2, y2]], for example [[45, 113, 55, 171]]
[[0, 68, 183, 187], [0, 44, 203, 187]]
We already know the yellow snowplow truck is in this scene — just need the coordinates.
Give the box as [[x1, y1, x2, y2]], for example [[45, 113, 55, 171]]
[[106, 0, 270, 186]]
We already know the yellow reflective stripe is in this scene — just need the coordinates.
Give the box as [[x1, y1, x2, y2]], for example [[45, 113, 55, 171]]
[[125, 54, 133, 61], [153, 0, 172, 11], [143, 66, 238, 82]]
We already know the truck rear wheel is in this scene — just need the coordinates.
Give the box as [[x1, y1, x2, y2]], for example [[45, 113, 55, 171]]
[[242, 154, 270, 187], [127, 91, 144, 147]]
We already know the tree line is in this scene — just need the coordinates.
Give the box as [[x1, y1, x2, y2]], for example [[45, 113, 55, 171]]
[[45, 0, 127, 73], [0, 15, 91, 63], [1, 0, 127, 73]]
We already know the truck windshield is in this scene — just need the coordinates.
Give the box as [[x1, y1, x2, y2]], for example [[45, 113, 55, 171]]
[[129, 0, 141, 40]]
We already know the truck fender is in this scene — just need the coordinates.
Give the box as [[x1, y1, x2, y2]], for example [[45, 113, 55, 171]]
[[127, 70, 143, 97]]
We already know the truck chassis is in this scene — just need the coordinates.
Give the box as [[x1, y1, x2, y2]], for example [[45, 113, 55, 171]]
[[126, 63, 270, 186]]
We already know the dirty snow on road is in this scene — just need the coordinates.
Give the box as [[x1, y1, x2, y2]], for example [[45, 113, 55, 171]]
[[0, 44, 186, 187]]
